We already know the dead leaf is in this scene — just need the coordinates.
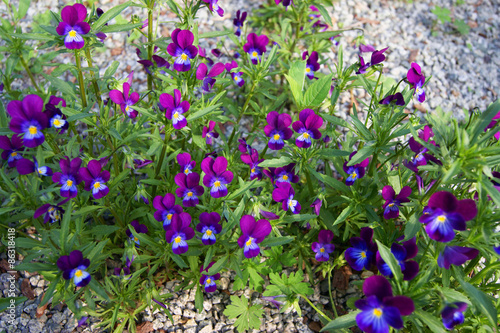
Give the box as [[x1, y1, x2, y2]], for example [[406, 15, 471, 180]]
[[332, 266, 352, 291], [21, 279, 36, 300], [308, 321, 322, 332], [467, 20, 478, 28], [36, 302, 49, 318], [111, 48, 124, 56], [137, 322, 154, 333], [408, 49, 419, 63], [413, 104, 427, 113]]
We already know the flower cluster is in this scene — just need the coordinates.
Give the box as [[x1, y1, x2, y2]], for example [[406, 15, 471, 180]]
[[57, 250, 91, 287]]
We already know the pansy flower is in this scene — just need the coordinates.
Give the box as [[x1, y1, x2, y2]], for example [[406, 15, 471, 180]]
[[275, 163, 299, 184], [137, 47, 169, 74], [57, 250, 91, 287], [79, 160, 110, 199], [125, 220, 148, 246], [7, 95, 49, 148], [437, 245, 479, 269], [16, 157, 52, 176], [56, 4, 90, 49], [52, 157, 82, 198], [311, 230, 335, 261], [311, 198, 322, 215], [233, 10, 247, 36], [45, 96, 69, 134], [343, 151, 370, 186], [441, 302, 467, 330], [34, 199, 69, 224], [202, 0, 224, 17], [302, 51, 320, 80], [376, 237, 419, 281], [177, 152, 195, 175], [109, 82, 139, 119], [175, 172, 205, 207], [241, 148, 263, 180], [238, 137, 253, 155], [196, 62, 225, 92], [200, 262, 221, 292], [0, 134, 24, 167], [345, 227, 378, 271], [484, 109, 500, 140], [292, 109, 323, 148], [202, 121, 219, 145], [196, 212, 222, 245], [419, 191, 477, 242], [226, 61, 246, 87], [379, 92, 405, 106], [404, 125, 439, 172], [153, 193, 183, 230], [355, 276, 414, 333], [407, 63, 426, 103], [237, 215, 271, 258], [356, 47, 388, 75], [201, 156, 234, 198], [272, 182, 301, 214], [243, 33, 269, 65], [167, 29, 198, 72], [198, 47, 214, 67], [275, 0, 293, 8], [381, 185, 411, 219], [160, 89, 190, 129], [165, 212, 195, 255], [259, 209, 280, 220], [264, 111, 293, 150], [95, 8, 107, 42], [308, 6, 328, 32]]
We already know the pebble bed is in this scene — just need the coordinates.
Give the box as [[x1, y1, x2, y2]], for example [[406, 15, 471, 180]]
[[0, 0, 499, 332]]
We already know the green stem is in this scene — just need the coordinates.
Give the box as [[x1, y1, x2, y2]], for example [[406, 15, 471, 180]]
[[152, 130, 169, 198], [84, 48, 102, 108], [19, 54, 42, 93], [327, 269, 339, 318], [259, 144, 268, 159], [227, 82, 257, 148], [299, 294, 331, 322], [365, 68, 383, 126], [147, 1, 155, 99], [304, 168, 315, 198], [75, 50, 87, 108]]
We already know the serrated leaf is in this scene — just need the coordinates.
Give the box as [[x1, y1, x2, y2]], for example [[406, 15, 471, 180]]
[[223, 295, 263, 332]]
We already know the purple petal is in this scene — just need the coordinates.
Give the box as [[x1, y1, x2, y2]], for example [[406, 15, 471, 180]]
[[363, 275, 393, 300]]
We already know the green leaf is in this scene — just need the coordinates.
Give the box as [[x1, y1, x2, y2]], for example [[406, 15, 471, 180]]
[[195, 284, 204, 313], [303, 74, 334, 108], [0, 296, 28, 313], [414, 310, 447, 333], [431, 6, 451, 23], [260, 236, 294, 247], [313, 3, 332, 25], [471, 99, 500, 143], [481, 178, 500, 207], [101, 22, 143, 33], [93, 1, 133, 32], [15, 263, 57, 272], [10, 33, 52, 41], [17, 0, 31, 19], [42, 74, 77, 99], [455, 275, 498, 328], [199, 30, 231, 39], [226, 178, 259, 201], [303, 30, 350, 40], [318, 149, 350, 158], [60, 202, 72, 252], [346, 146, 374, 166], [350, 116, 373, 140], [321, 310, 360, 331], [40, 275, 61, 306], [375, 240, 403, 283], [453, 19, 470, 35], [207, 255, 228, 276], [258, 156, 293, 168], [332, 205, 353, 226], [285, 60, 307, 106], [223, 295, 263, 332], [404, 214, 421, 241], [88, 278, 110, 301], [186, 104, 221, 121]]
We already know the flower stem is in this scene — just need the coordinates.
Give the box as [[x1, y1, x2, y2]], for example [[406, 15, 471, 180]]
[[74, 50, 87, 108], [147, 1, 155, 100], [84, 48, 102, 108], [227, 81, 257, 148], [299, 294, 331, 322], [152, 129, 169, 199], [19, 54, 42, 93], [366, 68, 383, 125], [327, 268, 339, 318]]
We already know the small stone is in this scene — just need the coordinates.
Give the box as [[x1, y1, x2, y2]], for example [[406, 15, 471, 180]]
[[153, 319, 164, 330], [199, 322, 213, 333], [219, 277, 229, 290], [183, 309, 196, 318], [52, 312, 64, 324], [203, 300, 212, 312]]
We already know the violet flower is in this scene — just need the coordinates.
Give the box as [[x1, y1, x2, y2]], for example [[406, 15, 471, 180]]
[[232, 71, 245, 87], [126, 220, 148, 246], [355, 275, 414, 333], [79, 160, 110, 199], [7, 95, 49, 148], [196, 212, 222, 245], [274, 163, 299, 185], [345, 227, 377, 271], [200, 261, 221, 292], [174, 172, 205, 207], [356, 47, 388, 75], [359, 44, 376, 53], [259, 209, 280, 220], [198, 48, 214, 67], [407, 63, 426, 103], [109, 82, 139, 119], [272, 182, 301, 214], [196, 62, 225, 92], [381, 185, 411, 219], [153, 193, 183, 230], [275, 0, 293, 8], [292, 109, 323, 148], [243, 33, 269, 65], [237, 215, 271, 258], [311, 230, 334, 261], [202, 121, 219, 145], [263, 167, 278, 185], [379, 92, 405, 106], [57, 250, 91, 287], [484, 109, 500, 140], [441, 302, 467, 330], [343, 151, 370, 186], [261, 295, 285, 310], [137, 47, 169, 74], [310, 198, 322, 215], [376, 238, 419, 281], [202, 0, 224, 17], [0, 134, 24, 167], [167, 29, 198, 72], [56, 4, 90, 49], [437, 245, 479, 269], [52, 157, 82, 198], [238, 137, 253, 155], [233, 10, 247, 36], [264, 111, 293, 150], [419, 191, 477, 242], [165, 212, 195, 255], [16, 158, 52, 176], [302, 51, 320, 80], [201, 156, 234, 198], [160, 89, 190, 129], [404, 125, 439, 172], [177, 152, 195, 175], [34, 199, 69, 224], [45, 96, 69, 133], [240, 148, 263, 180]]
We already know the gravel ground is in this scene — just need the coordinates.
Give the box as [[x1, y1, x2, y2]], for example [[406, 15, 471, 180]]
[[1, 0, 499, 332]]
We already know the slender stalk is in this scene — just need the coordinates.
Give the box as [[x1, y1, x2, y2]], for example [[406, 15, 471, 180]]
[[304, 168, 315, 198], [299, 294, 331, 322], [147, 1, 155, 99], [74, 50, 87, 108], [84, 48, 102, 108], [152, 130, 169, 198], [227, 82, 257, 148], [19, 54, 41, 93], [366, 68, 383, 126], [327, 269, 339, 318]]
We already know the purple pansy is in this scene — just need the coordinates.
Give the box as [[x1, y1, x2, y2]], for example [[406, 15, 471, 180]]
[[34, 199, 69, 224], [311, 198, 322, 215], [165, 212, 195, 255], [241, 148, 263, 180], [52, 157, 82, 198], [233, 10, 247, 36], [259, 209, 280, 220], [56, 4, 90, 49], [109, 82, 139, 119], [7, 95, 49, 148], [125, 220, 148, 246], [275, 0, 293, 8], [309, 6, 328, 32], [274, 163, 299, 185], [57, 250, 91, 287], [376, 238, 419, 281], [263, 167, 278, 184], [200, 262, 221, 292], [226, 61, 245, 87], [343, 151, 370, 186], [201, 156, 234, 198], [196, 212, 222, 245], [198, 47, 214, 67], [302, 51, 320, 80], [437, 246, 479, 270], [420, 191, 477, 242], [16, 157, 52, 176], [79, 160, 110, 199], [404, 125, 439, 172], [237, 215, 272, 258], [356, 47, 389, 75], [407, 63, 426, 103], [160, 89, 190, 129], [196, 62, 225, 92], [45, 96, 69, 133], [272, 182, 301, 214], [153, 193, 183, 230], [202, 121, 219, 145], [175, 172, 205, 207], [441, 302, 467, 330], [264, 111, 293, 150], [238, 137, 253, 155], [484, 109, 500, 140], [167, 29, 198, 72], [292, 109, 323, 148], [95, 8, 107, 42], [345, 227, 378, 271], [176, 152, 196, 175], [202, 0, 224, 17], [137, 47, 169, 75], [311, 230, 335, 261], [379, 92, 405, 106], [381, 185, 411, 219], [359, 44, 376, 53], [243, 33, 269, 65], [0, 134, 24, 167]]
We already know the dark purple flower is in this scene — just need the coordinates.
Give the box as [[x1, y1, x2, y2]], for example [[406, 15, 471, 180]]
[[137, 47, 169, 74], [274, 163, 299, 185], [201, 156, 234, 198], [175, 172, 205, 207], [441, 302, 467, 330], [211, 49, 222, 58], [379, 92, 405, 106], [237, 215, 271, 258], [376, 238, 419, 281], [196, 62, 225, 92], [125, 220, 148, 246], [160, 89, 189, 129], [198, 47, 214, 67], [311, 230, 334, 261], [196, 212, 222, 245], [109, 83, 139, 119], [233, 10, 247, 36], [355, 276, 414, 333], [272, 182, 301, 214], [202, 0, 224, 17], [311, 198, 322, 215], [226, 61, 245, 87], [77, 316, 89, 327], [79, 160, 110, 199], [238, 137, 253, 155], [165, 212, 195, 254], [0, 134, 24, 167], [153, 193, 183, 230], [167, 29, 198, 72], [202, 121, 219, 145], [345, 227, 377, 271], [52, 157, 82, 198], [495, 246, 500, 255], [45, 96, 69, 133], [133, 159, 153, 169], [56, 4, 90, 49], [7, 95, 49, 148], [57, 250, 91, 287], [176, 152, 196, 175], [264, 111, 293, 150], [302, 51, 320, 80], [263, 167, 278, 184], [292, 109, 323, 148], [381, 186, 411, 219], [437, 246, 479, 269], [200, 261, 221, 292], [113, 266, 131, 277], [275, 0, 293, 7], [243, 33, 269, 65], [34, 199, 69, 224], [359, 44, 376, 53], [343, 151, 370, 186], [308, 6, 328, 32], [419, 191, 477, 242], [356, 47, 388, 75], [407, 63, 426, 102], [16, 157, 52, 176], [241, 149, 263, 180], [261, 295, 285, 309], [484, 109, 500, 140], [259, 209, 279, 220], [404, 125, 439, 172]]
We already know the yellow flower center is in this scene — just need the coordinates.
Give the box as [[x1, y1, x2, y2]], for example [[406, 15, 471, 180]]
[[437, 215, 447, 223], [173, 112, 179, 119], [206, 230, 212, 236], [282, 175, 288, 180], [361, 251, 366, 258], [181, 53, 188, 61], [28, 126, 38, 135], [66, 180, 73, 187], [48, 207, 55, 212], [306, 68, 311, 72], [93, 182, 101, 189], [350, 172, 357, 179], [246, 237, 253, 246], [75, 269, 83, 277], [303, 132, 310, 139], [125, 106, 130, 112], [206, 278, 212, 284], [187, 191, 193, 197], [214, 180, 221, 187], [37, 168, 43, 174], [53, 119, 61, 126], [184, 168, 190, 174], [11, 152, 17, 157], [252, 51, 258, 57], [175, 236, 182, 243], [320, 248, 325, 253], [273, 134, 280, 140], [68, 30, 77, 37], [235, 76, 241, 82], [167, 214, 173, 220], [251, 168, 256, 173], [134, 237, 138, 242], [373, 308, 383, 317], [388, 203, 394, 207]]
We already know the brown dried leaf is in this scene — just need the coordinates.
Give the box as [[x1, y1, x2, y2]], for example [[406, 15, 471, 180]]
[[36, 302, 49, 318], [21, 279, 36, 300], [332, 266, 352, 291], [413, 103, 427, 113], [408, 49, 419, 63], [111, 48, 124, 56], [137, 322, 154, 333], [308, 320, 322, 332]]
